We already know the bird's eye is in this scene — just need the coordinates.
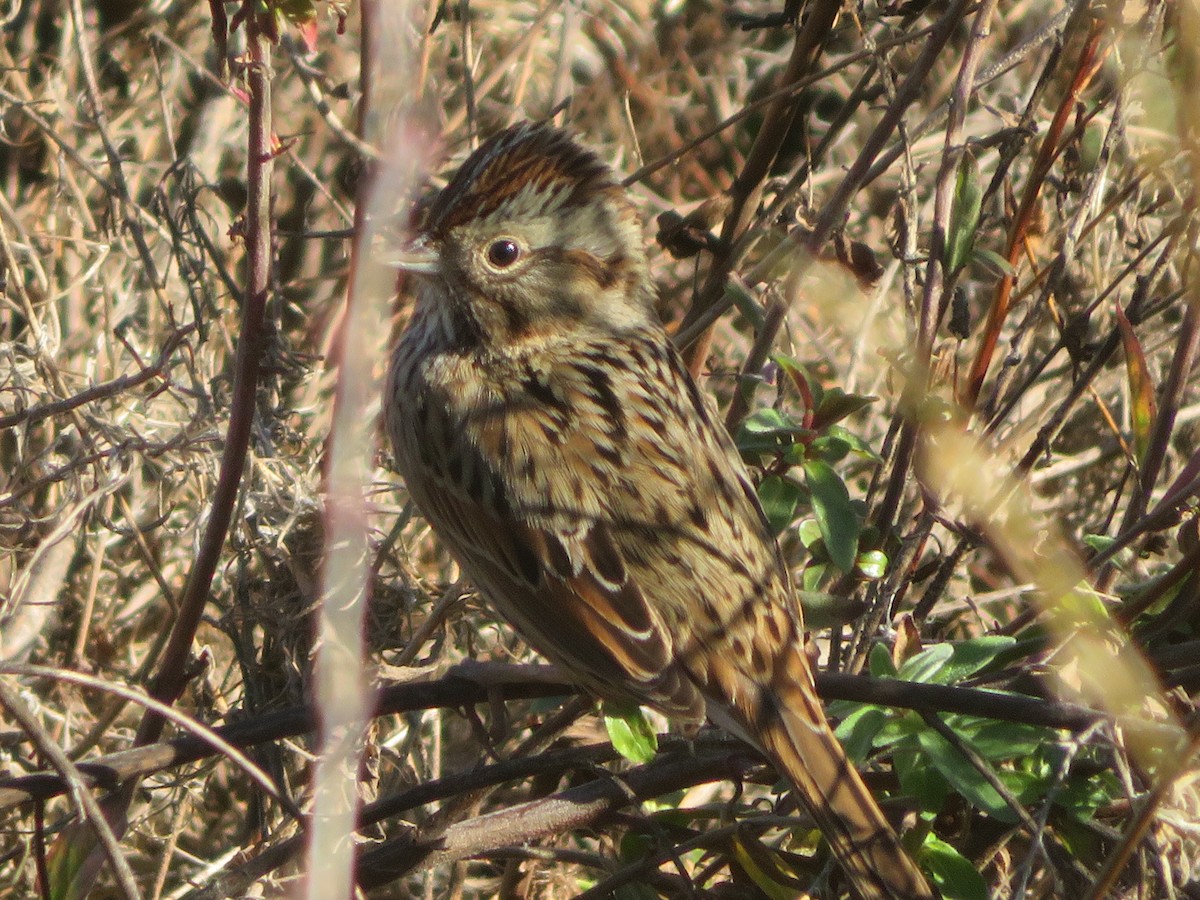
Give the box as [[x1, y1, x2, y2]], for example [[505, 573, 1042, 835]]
[[485, 239, 521, 269]]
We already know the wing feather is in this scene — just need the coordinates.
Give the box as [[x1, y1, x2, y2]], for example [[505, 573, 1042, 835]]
[[407, 456, 706, 719]]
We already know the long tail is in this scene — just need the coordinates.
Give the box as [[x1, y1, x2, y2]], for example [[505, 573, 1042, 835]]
[[715, 651, 936, 900]]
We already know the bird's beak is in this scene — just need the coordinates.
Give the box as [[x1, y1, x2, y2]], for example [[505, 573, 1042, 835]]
[[391, 236, 441, 276]]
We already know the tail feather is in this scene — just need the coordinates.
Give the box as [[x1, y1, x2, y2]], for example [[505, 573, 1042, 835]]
[[715, 652, 936, 900]]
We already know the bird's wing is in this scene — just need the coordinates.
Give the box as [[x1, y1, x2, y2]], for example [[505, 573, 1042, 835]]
[[403, 438, 707, 720]]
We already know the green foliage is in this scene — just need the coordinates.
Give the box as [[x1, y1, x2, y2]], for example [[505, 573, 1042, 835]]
[[833, 635, 1122, 846], [921, 836, 989, 900], [804, 458, 859, 572], [736, 356, 881, 580], [603, 701, 659, 764], [944, 152, 982, 277]]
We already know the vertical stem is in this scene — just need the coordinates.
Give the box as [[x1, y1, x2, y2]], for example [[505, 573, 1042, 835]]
[[138, 20, 274, 743], [308, 4, 426, 898]]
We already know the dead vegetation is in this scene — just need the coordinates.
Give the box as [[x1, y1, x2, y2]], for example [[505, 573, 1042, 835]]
[[1, 0, 1199, 897]]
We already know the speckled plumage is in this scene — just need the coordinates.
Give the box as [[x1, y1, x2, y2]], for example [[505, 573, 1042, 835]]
[[386, 122, 934, 900]]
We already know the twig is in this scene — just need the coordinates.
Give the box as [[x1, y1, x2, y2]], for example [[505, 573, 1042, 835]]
[[1083, 720, 1200, 900], [1, 666, 1136, 811], [137, 9, 276, 742], [679, 0, 843, 374], [354, 745, 753, 889], [0, 664, 302, 822], [0, 678, 143, 900]]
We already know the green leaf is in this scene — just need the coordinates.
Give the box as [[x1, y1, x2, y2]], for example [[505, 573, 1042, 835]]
[[896, 643, 953, 683], [728, 280, 766, 330], [946, 718, 1054, 762], [835, 705, 888, 762], [803, 459, 859, 572], [46, 821, 96, 900], [974, 247, 1017, 276], [796, 590, 866, 629], [921, 835, 989, 900], [757, 475, 803, 534], [944, 152, 982, 276], [736, 408, 809, 456], [603, 702, 658, 764], [925, 635, 1017, 684], [813, 387, 877, 428], [808, 433, 852, 463], [1055, 768, 1121, 822], [894, 742, 950, 813], [797, 518, 823, 549], [856, 549, 888, 579], [738, 407, 794, 435], [916, 727, 1019, 823], [1082, 533, 1117, 554], [800, 560, 828, 592], [823, 424, 884, 462], [771, 352, 823, 408], [869, 641, 899, 678]]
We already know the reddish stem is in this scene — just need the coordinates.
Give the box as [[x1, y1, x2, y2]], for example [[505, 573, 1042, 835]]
[[138, 14, 274, 743], [963, 16, 1107, 409]]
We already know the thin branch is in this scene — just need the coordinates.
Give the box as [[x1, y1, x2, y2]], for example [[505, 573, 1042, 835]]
[[0, 678, 143, 900]]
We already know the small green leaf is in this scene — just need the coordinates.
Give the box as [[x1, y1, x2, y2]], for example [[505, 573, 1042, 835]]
[[921, 835, 989, 900], [896, 643, 953, 683], [823, 424, 884, 462], [771, 352, 824, 408], [808, 434, 852, 463], [894, 742, 951, 813], [947, 718, 1053, 761], [796, 590, 866, 629], [46, 820, 96, 900], [1082, 533, 1117, 554], [974, 247, 1017, 276], [944, 152, 983, 276], [925, 635, 1017, 684], [1079, 120, 1106, 172], [797, 518, 823, 548], [856, 549, 888, 579], [835, 705, 888, 762], [1055, 768, 1121, 822], [603, 702, 658, 764], [800, 560, 829, 592], [728, 280, 767, 330], [803, 459, 859, 572], [757, 475, 803, 534], [736, 408, 809, 456], [813, 387, 877, 428], [916, 727, 1018, 823], [739, 407, 794, 435], [869, 641, 899, 678]]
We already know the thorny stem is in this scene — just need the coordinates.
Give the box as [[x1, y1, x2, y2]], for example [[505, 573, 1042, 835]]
[[136, 13, 275, 745]]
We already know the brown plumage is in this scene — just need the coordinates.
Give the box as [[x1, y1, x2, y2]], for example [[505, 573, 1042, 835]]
[[385, 121, 934, 900]]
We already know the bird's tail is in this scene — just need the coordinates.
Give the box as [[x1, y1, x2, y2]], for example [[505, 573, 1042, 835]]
[[720, 651, 936, 900]]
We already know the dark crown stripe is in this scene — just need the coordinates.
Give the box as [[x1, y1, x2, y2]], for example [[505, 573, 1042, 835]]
[[428, 122, 615, 234]]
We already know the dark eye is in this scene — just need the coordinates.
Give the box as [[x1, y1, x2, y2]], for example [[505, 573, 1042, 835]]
[[486, 239, 521, 268]]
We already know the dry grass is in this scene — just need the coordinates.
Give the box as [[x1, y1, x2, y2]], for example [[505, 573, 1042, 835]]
[[1, 0, 1198, 897]]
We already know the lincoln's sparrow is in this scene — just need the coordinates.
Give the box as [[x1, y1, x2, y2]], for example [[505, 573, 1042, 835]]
[[386, 122, 934, 900]]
